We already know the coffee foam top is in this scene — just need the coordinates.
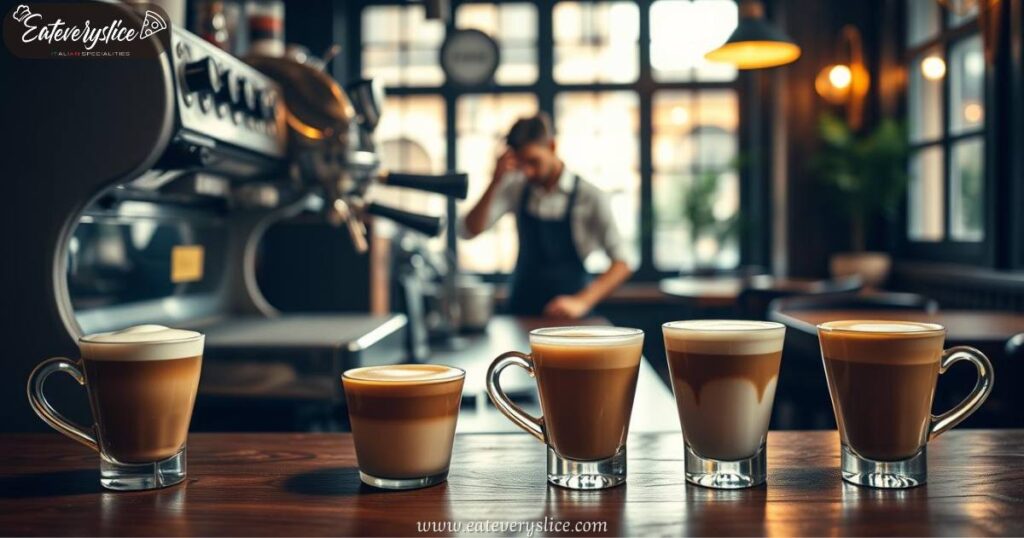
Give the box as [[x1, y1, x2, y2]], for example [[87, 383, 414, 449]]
[[528, 326, 644, 347], [663, 320, 785, 355], [817, 320, 944, 334], [343, 364, 465, 385], [78, 325, 204, 361]]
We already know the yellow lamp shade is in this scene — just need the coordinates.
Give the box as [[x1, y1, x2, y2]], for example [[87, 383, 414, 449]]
[[705, 40, 801, 70]]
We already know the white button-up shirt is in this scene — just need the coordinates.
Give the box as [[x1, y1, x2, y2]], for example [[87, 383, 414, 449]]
[[458, 167, 631, 267]]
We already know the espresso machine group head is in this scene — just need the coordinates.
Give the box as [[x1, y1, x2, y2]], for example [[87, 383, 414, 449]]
[[0, 4, 468, 431]]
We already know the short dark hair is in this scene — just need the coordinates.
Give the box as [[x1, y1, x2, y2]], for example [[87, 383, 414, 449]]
[[506, 112, 554, 150]]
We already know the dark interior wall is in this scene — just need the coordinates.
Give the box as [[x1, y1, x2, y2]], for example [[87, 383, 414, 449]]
[[771, 0, 887, 277]]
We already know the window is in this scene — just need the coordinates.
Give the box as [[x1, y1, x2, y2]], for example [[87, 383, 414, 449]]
[[553, 2, 640, 83], [455, 3, 538, 85], [649, 0, 737, 82], [555, 91, 641, 270], [456, 94, 539, 273], [362, 5, 445, 86], [357, 1, 743, 277], [904, 1, 986, 250], [652, 90, 740, 270]]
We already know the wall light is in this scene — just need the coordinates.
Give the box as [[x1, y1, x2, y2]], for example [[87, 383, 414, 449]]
[[814, 26, 869, 128], [921, 55, 947, 80]]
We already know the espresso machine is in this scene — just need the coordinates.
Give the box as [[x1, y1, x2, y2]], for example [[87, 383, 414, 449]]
[[1, 5, 467, 431]]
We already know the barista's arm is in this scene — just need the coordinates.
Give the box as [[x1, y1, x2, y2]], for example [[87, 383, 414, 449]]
[[543, 261, 632, 319], [543, 189, 634, 319], [462, 150, 517, 239]]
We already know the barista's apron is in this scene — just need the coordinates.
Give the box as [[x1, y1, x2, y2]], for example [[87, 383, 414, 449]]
[[506, 175, 589, 315]]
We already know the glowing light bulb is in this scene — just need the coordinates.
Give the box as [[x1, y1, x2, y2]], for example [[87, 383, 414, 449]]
[[828, 64, 852, 89], [963, 102, 983, 123], [921, 56, 946, 80]]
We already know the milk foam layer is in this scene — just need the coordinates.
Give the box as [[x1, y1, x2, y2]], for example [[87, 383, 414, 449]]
[[529, 326, 644, 347], [79, 325, 204, 361], [344, 364, 464, 384], [663, 320, 785, 355], [818, 320, 944, 334]]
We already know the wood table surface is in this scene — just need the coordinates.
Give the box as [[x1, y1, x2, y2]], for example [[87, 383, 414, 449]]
[[772, 309, 1024, 346], [2, 431, 1023, 536]]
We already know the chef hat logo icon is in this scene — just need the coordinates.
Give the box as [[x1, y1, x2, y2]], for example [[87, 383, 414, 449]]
[[12, 4, 31, 22]]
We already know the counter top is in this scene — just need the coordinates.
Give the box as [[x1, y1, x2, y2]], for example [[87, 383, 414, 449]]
[[2, 431, 1023, 536]]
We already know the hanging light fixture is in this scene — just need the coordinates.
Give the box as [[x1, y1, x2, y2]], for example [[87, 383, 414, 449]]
[[704, 0, 801, 69], [814, 26, 870, 129]]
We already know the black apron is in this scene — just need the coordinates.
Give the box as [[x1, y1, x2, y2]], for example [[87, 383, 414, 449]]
[[506, 175, 589, 315]]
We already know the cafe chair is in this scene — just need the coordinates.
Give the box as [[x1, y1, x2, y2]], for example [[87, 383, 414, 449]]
[[735, 274, 863, 321]]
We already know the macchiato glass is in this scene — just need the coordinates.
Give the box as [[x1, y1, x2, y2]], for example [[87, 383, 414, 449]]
[[342, 364, 465, 490], [27, 325, 204, 491], [663, 320, 785, 489], [486, 326, 643, 490], [818, 320, 994, 488]]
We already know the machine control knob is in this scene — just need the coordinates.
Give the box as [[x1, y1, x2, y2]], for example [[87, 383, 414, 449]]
[[218, 71, 242, 106], [183, 57, 221, 95], [238, 78, 258, 112], [257, 89, 277, 119]]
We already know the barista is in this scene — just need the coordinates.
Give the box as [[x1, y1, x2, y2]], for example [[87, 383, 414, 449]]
[[460, 113, 633, 319]]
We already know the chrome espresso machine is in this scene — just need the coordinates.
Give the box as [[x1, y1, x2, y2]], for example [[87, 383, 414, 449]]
[[1, 8, 468, 431]]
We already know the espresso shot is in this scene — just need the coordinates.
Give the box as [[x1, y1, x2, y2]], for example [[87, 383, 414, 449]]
[[343, 364, 465, 489], [663, 320, 785, 489]]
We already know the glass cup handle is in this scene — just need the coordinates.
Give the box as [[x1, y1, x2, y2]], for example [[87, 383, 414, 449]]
[[26, 357, 98, 452], [485, 351, 545, 443], [930, 346, 995, 440]]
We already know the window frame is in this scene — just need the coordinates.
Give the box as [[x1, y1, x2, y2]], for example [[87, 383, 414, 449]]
[[898, 5, 994, 264], [352, 0, 758, 281]]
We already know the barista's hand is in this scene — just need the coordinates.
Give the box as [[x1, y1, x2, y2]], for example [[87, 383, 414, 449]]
[[543, 295, 591, 320], [492, 149, 517, 183]]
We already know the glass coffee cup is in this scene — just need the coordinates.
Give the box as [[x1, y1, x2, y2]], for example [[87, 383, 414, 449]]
[[818, 320, 994, 488], [486, 326, 644, 490], [662, 320, 785, 489], [27, 325, 204, 491], [342, 364, 465, 490]]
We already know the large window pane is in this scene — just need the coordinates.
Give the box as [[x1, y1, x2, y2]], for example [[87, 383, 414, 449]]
[[950, 137, 984, 241], [553, 2, 640, 83], [372, 96, 448, 245], [555, 91, 640, 270], [909, 47, 944, 143], [455, 3, 538, 85], [652, 90, 740, 271], [362, 5, 445, 87], [907, 146, 945, 242], [456, 94, 539, 273], [906, 0, 939, 47], [650, 0, 738, 82], [949, 35, 985, 135]]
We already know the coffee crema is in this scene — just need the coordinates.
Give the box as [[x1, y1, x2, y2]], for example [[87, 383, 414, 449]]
[[531, 327, 643, 461], [79, 325, 204, 464], [818, 320, 944, 461], [663, 320, 785, 461], [343, 364, 465, 479]]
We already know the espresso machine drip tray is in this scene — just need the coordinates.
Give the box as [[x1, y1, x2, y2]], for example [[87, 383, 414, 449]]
[[194, 314, 407, 404]]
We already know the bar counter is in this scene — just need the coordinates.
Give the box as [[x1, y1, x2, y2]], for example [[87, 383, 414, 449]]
[[2, 431, 1023, 536]]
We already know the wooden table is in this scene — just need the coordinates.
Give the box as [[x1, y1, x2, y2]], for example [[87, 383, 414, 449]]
[[659, 275, 819, 308], [2, 431, 1023, 536], [771, 309, 1024, 347]]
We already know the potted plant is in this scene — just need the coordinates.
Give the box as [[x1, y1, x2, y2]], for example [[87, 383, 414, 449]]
[[813, 113, 908, 287], [682, 168, 739, 273]]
